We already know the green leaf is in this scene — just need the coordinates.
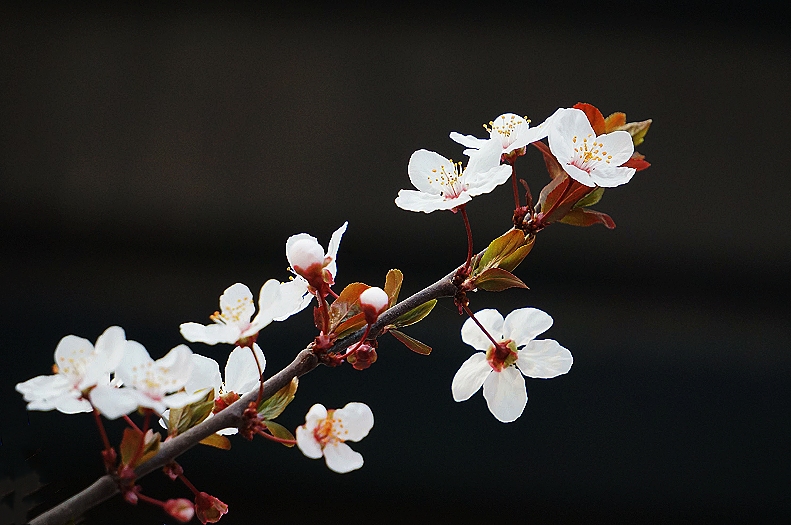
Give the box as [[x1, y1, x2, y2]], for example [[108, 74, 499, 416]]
[[329, 282, 369, 330], [477, 229, 525, 271], [167, 389, 215, 437], [498, 236, 535, 273], [264, 421, 296, 447], [119, 428, 161, 468], [559, 207, 616, 229], [384, 269, 403, 307], [474, 268, 528, 292], [258, 377, 299, 420], [572, 186, 605, 209], [199, 434, 232, 450], [389, 329, 432, 355], [391, 299, 437, 328]]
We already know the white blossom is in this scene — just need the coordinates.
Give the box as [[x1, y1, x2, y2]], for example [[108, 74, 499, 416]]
[[548, 107, 636, 187], [15, 326, 127, 414], [180, 279, 304, 346], [451, 308, 572, 423], [90, 343, 200, 419], [450, 112, 555, 158], [296, 402, 374, 473], [395, 147, 511, 213]]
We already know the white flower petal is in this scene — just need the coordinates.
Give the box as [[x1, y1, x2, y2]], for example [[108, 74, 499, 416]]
[[91, 326, 127, 374], [323, 442, 364, 474], [224, 344, 265, 394], [53, 335, 94, 383], [333, 402, 373, 442], [407, 149, 449, 195], [296, 425, 323, 459], [517, 339, 573, 379], [272, 278, 312, 321], [54, 393, 93, 414], [90, 385, 140, 420], [482, 367, 527, 423], [325, 221, 348, 278], [464, 138, 503, 175], [461, 309, 504, 350], [247, 279, 281, 335], [548, 108, 593, 164], [184, 354, 222, 396], [449, 131, 488, 149], [395, 189, 469, 213], [590, 165, 635, 188], [16, 374, 71, 401], [596, 130, 634, 166], [561, 163, 597, 187], [179, 322, 239, 345], [451, 353, 491, 402], [163, 390, 206, 410], [219, 283, 255, 326], [466, 165, 512, 197], [304, 403, 328, 428], [502, 308, 553, 347]]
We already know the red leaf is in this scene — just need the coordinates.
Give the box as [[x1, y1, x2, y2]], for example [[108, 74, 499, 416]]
[[473, 267, 528, 292], [623, 152, 651, 171], [573, 102, 606, 135], [532, 140, 566, 180]]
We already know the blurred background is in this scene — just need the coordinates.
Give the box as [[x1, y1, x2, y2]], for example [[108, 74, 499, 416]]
[[1, 2, 789, 523]]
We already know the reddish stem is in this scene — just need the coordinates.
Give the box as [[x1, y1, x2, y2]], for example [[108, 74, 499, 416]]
[[92, 408, 112, 452], [129, 410, 152, 468], [135, 491, 166, 508], [509, 161, 520, 210], [459, 205, 474, 273], [249, 346, 265, 407], [342, 324, 372, 359], [255, 427, 297, 445], [123, 414, 142, 432], [178, 473, 200, 496], [462, 304, 502, 349]]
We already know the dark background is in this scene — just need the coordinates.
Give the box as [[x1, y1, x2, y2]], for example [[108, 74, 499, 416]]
[[1, 3, 789, 524]]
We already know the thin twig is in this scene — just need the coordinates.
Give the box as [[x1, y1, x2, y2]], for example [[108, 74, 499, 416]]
[[29, 271, 458, 525]]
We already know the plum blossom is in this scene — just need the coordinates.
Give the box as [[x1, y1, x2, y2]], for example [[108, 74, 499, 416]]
[[180, 279, 303, 346], [15, 326, 127, 414], [395, 147, 511, 213], [285, 221, 347, 294], [162, 345, 266, 435], [296, 402, 374, 473], [90, 342, 200, 419], [450, 111, 557, 158], [451, 308, 572, 423], [548, 107, 636, 188]]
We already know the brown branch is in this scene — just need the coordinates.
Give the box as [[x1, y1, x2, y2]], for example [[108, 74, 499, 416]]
[[29, 272, 458, 525]]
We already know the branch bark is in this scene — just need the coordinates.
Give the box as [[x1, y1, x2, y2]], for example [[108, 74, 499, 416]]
[[30, 273, 458, 525]]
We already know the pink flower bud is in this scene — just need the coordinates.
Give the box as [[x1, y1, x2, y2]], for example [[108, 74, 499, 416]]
[[360, 286, 389, 324], [164, 498, 195, 523]]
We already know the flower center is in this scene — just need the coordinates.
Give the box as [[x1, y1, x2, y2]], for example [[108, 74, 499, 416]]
[[570, 134, 613, 171], [485, 340, 518, 372], [428, 160, 467, 200]]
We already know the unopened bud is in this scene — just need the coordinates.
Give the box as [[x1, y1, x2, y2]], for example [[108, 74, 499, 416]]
[[163, 461, 183, 481], [164, 498, 196, 523], [347, 343, 378, 371], [360, 286, 389, 324], [288, 238, 325, 275]]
